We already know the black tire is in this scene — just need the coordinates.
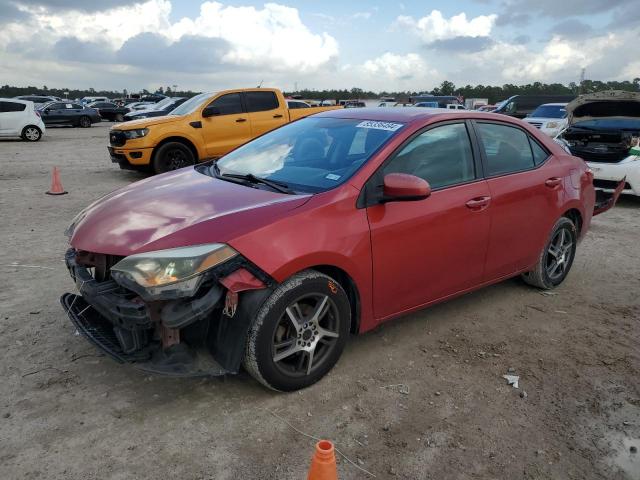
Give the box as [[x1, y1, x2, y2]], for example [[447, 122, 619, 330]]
[[21, 125, 42, 142], [78, 116, 91, 128], [243, 270, 351, 391], [115, 113, 124, 122], [522, 216, 577, 289], [152, 142, 195, 174]]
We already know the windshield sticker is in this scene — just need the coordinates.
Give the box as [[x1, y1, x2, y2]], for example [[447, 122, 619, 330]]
[[356, 120, 403, 132], [325, 173, 341, 181]]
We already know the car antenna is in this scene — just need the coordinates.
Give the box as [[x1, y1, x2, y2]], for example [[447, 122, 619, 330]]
[[257, 80, 263, 88]]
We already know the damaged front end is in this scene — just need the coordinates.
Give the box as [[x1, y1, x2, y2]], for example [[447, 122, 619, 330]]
[[61, 246, 272, 376]]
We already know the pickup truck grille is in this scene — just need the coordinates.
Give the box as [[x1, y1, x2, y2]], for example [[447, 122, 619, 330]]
[[109, 131, 126, 147]]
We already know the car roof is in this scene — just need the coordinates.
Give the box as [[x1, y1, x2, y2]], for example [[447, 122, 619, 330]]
[[1, 97, 31, 104], [314, 107, 507, 125]]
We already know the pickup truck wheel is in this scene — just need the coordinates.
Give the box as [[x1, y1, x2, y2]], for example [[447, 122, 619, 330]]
[[243, 270, 350, 391], [522, 217, 577, 289], [21, 125, 42, 141], [152, 142, 195, 174], [78, 116, 91, 128]]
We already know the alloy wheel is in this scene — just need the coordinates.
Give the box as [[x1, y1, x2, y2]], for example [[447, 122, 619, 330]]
[[24, 127, 40, 141], [545, 226, 574, 281], [271, 294, 341, 377], [165, 149, 189, 170]]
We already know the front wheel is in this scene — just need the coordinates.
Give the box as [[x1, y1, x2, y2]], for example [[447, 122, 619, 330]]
[[21, 125, 42, 141], [152, 142, 195, 174], [78, 116, 91, 128], [243, 270, 351, 391], [522, 216, 577, 289], [115, 113, 124, 122]]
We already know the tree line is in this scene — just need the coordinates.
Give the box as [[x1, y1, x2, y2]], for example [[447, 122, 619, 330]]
[[2, 78, 639, 104]]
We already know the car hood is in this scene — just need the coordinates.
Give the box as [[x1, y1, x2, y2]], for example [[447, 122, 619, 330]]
[[70, 167, 311, 256], [524, 117, 567, 123], [566, 90, 640, 125], [113, 115, 180, 129]]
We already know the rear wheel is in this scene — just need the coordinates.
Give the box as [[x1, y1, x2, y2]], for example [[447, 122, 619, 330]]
[[21, 125, 42, 142], [522, 217, 577, 289], [243, 270, 351, 391], [152, 142, 195, 174], [78, 116, 91, 128]]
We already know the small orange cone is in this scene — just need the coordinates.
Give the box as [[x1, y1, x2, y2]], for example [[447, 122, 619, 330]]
[[307, 440, 338, 480], [46, 167, 67, 195]]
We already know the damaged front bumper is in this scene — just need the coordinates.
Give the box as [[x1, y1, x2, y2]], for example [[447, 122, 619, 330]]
[[61, 248, 272, 376]]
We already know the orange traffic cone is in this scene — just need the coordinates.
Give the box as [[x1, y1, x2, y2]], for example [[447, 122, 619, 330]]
[[307, 440, 338, 480], [46, 167, 67, 195]]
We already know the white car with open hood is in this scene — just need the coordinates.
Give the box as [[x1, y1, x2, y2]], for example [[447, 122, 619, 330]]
[[523, 103, 568, 137], [556, 90, 640, 196]]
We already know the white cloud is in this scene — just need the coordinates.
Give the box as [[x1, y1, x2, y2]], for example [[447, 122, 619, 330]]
[[355, 52, 441, 89], [0, 1, 338, 73], [397, 10, 497, 43]]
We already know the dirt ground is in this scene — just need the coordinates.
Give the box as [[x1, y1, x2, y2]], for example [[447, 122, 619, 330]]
[[1, 123, 639, 480]]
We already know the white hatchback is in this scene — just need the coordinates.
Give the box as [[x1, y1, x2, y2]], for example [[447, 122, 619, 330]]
[[0, 98, 46, 141]]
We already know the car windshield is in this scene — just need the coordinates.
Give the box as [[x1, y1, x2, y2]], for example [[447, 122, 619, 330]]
[[170, 93, 210, 116], [572, 118, 640, 130], [213, 117, 402, 193], [149, 97, 174, 110], [530, 105, 567, 118]]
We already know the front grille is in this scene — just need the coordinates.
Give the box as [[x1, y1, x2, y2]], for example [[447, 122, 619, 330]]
[[109, 130, 126, 147], [594, 179, 631, 190], [529, 122, 543, 128]]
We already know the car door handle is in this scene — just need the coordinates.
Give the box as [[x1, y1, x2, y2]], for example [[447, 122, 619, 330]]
[[273, 114, 283, 118], [545, 177, 562, 188], [235, 118, 247, 123], [465, 196, 491, 210]]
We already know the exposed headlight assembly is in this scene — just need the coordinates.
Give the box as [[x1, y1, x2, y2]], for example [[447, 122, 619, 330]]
[[123, 128, 149, 139], [111, 243, 238, 300]]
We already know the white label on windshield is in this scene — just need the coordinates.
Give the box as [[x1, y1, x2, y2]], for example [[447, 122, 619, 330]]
[[356, 120, 403, 132], [325, 173, 341, 181]]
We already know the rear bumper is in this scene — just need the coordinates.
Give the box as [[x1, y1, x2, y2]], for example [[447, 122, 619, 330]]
[[587, 157, 640, 196]]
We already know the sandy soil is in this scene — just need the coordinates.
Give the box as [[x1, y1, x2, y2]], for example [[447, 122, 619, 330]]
[[1, 123, 639, 480]]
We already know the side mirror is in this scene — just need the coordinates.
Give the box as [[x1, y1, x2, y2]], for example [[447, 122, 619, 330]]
[[382, 173, 431, 202], [202, 105, 221, 118]]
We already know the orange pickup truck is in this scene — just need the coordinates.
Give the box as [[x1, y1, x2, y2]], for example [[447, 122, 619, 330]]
[[108, 88, 341, 173]]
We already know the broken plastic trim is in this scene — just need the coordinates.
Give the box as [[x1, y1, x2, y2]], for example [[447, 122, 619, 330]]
[[593, 177, 626, 216]]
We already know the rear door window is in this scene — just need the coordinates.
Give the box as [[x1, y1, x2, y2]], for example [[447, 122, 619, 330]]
[[475, 122, 536, 176], [208, 93, 244, 115], [0, 101, 27, 112], [245, 91, 279, 112]]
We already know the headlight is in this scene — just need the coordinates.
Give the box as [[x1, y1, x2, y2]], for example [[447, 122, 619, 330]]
[[111, 243, 238, 300], [546, 121, 559, 129], [123, 128, 149, 139]]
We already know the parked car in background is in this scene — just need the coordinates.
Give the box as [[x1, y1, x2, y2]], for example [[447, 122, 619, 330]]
[[127, 101, 156, 111], [378, 101, 396, 107], [123, 97, 188, 120], [286, 100, 311, 109], [493, 95, 576, 118], [342, 100, 366, 108], [38, 101, 101, 127], [477, 105, 496, 112], [87, 101, 130, 122], [139, 93, 167, 103], [0, 98, 45, 141], [414, 101, 440, 108], [64, 107, 605, 391], [446, 104, 466, 110], [409, 95, 461, 108], [80, 96, 109, 105], [523, 103, 568, 137], [556, 90, 640, 197], [14, 95, 59, 105], [108, 88, 341, 173]]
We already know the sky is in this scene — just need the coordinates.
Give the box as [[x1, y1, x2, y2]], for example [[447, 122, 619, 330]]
[[0, 0, 639, 93]]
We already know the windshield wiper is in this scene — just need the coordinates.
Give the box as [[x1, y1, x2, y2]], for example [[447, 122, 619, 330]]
[[212, 164, 293, 194]]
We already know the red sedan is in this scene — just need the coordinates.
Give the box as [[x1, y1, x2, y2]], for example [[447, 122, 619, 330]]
[[63, 108, 598, 391]]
